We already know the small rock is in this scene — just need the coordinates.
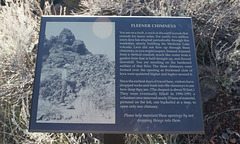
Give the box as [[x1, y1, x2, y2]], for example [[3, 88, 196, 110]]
[[222, 133, 229, 140], [226, 128, 234, 135], [59, 28, 75, 45], [231, 106, 235, 109], [229, 138, 236, 143], [227, 101, 232, 105], [200, 77, 220, 103], [72, 40, 91, 55], [233, 95, 240, 99]]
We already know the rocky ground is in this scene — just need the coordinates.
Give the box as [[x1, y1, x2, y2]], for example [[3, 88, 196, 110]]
[[175, 66, 240, 143]]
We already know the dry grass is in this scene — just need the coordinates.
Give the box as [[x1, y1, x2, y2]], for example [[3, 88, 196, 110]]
[[0, 0, 239, 143]]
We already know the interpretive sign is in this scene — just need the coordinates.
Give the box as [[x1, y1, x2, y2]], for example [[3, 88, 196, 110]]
[[30, 16, 204, 134]]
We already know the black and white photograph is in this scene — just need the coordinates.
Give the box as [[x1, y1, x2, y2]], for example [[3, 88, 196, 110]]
[[36, 21, 115, 124]]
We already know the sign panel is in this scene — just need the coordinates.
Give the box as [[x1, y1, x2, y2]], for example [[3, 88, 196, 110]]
[[30, 16, 204, 134]]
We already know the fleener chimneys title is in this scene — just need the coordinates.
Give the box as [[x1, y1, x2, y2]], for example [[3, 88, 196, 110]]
[[131, 23, 176, 28]]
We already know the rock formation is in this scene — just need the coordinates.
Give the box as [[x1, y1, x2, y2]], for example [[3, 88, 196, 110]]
[[37, 28, 115, 123]]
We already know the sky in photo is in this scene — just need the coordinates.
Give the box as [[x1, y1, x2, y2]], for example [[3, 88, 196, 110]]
[[45, 22, 115, 61]]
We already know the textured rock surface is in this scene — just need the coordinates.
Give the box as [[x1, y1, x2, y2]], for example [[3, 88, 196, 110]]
[[59, 28, 75, 45], [200, 77, 220, 103], [198, 65, 221, 103], [37, 28, 115, 123]]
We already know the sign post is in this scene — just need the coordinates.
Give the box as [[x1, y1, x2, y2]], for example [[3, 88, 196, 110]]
[[104, 134, 125, 144]]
